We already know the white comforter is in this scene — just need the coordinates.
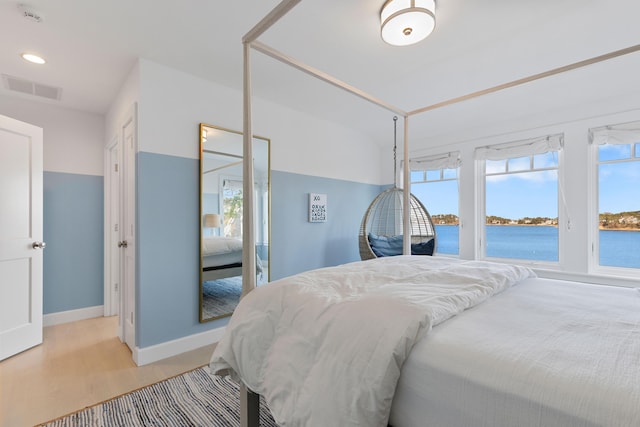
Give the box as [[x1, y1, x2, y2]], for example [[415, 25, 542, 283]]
[[209, 256, 535, 426]]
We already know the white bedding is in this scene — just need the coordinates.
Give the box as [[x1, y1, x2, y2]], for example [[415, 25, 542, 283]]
[[202, 236, 263, 275], [389, 277, 640, 427], [210, 256, 534, 426], [202, 236, 243, 257]]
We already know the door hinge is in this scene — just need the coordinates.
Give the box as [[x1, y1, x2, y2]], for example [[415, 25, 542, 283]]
[[114, 283, 118, 291], [114, 163, 119, 172], [114, 223, 119, 232], [130, 312, 134, 324]]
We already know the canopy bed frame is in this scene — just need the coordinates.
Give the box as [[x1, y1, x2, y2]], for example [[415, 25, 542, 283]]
[[233, 1, 640, 425]]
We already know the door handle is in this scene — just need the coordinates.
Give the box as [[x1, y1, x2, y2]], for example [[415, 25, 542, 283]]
[[118, 240, 128, 248], [32, 241, 46, 249]]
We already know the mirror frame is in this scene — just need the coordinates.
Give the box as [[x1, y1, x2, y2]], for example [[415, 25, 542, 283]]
[[199, 123, 270, 323]]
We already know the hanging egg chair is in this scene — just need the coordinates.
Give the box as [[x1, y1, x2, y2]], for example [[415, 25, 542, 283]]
[[359, 117, 437, 260]]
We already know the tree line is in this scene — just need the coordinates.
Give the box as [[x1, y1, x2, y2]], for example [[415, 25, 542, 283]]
[[431, 211, 640, 229]]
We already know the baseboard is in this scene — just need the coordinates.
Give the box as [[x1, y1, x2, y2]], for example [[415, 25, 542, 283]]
[[133, 326, 226, 366], [43, 305, 104, 327]]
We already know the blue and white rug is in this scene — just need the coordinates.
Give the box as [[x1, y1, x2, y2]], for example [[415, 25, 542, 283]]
[[202, 277, 242, 319], [39, 367, 277, 427]]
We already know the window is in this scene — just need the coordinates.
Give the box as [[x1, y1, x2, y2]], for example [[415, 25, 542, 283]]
[[476, 135, 563, 262], [410, 152, 460, 255], [221, 179, 243, 238], [590, 123, 640, 270]]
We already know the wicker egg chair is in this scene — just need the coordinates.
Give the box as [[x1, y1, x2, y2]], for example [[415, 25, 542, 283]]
[[358, 116, 436, 260], [359, 187, 437, 260]]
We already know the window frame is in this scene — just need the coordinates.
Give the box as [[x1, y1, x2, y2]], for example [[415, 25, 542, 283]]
[[409, 153, 461, 257], [476, 138, 565, 267], [588, 124, 640, 277]]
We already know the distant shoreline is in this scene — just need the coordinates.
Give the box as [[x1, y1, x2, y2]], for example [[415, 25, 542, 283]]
[[433, 211, 640, 231], [434, 223, 640, 231]]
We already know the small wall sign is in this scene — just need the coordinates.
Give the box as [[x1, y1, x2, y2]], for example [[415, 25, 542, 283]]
[[309, 193, 327, 223]]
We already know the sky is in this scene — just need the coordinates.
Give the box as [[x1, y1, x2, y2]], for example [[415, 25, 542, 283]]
[[599, 162, 640, 213], [412, 180, 459, 217]]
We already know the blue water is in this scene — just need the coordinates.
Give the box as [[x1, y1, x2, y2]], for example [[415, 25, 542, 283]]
[[600, 230, 640, 268], [434, 225, 640, 268], [434, 225, 460, 255], [486, 225, 558, 261]]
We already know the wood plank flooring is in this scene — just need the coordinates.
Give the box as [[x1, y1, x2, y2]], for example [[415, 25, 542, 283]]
[[0, 316, 216, 427]]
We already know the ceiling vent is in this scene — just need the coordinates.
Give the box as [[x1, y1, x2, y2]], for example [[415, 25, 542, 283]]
[[18, 4, 44, 23], [2, 74, 62, 101]]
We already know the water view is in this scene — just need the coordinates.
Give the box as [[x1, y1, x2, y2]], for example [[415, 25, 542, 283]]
[[434, 225, 640, 268]]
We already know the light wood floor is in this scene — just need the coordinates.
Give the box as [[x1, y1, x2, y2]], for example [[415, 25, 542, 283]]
[[0, 316, 216, 427]]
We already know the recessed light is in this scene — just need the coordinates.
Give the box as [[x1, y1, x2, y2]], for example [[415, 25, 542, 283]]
[[21, 53, 46, 65]]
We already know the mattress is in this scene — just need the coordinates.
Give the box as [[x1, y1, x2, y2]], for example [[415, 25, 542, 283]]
[[389, 277, 640, 427]]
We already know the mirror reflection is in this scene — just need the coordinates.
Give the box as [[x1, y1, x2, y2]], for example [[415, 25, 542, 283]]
[[199, 124, 270, 322]]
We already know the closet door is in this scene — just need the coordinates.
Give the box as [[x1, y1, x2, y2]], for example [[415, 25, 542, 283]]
[[119, 108, 136, 352], [0, 114, 43, 361]]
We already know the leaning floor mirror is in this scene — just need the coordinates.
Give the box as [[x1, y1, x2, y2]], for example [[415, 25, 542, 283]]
[[199, 123, 270, 322]]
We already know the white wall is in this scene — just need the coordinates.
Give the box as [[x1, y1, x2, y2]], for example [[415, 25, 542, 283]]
[[259, 107, 384, 185], [137, 59, 385, 185], [105, 61, 140, 146], [0, 93, 106, 318], [0, 96, 104, 175], [102, 58, 387, 358]]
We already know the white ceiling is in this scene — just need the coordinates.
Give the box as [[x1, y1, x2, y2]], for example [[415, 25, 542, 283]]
[[2, 0, 640, 148]]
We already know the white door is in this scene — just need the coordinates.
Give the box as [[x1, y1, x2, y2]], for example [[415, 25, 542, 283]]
[[104, 139, 120, 317], [0, 115, 43, 361], [120, 111, 136, 351]]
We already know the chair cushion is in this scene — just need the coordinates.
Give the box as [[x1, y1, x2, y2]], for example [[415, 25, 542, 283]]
[[368, 233, 403, 257], [368, 233, 435, 257], [411, 239, 435, 256]]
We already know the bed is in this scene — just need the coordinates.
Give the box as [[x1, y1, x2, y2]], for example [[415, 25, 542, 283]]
[[213, 2, 640, 426], [202, 236, 263, 281], [210, 256, 640, 427], [388, 272, 640, 427]]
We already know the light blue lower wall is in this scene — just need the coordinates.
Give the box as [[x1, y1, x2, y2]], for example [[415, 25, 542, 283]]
[[270, 171, 383, 280], [43, 172, 104, 314], [136, 152, 222, 348], [135, 152, 383, 348]]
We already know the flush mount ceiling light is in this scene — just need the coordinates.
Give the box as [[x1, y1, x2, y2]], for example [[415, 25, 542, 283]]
[[381, 0, 436, 46], [21, 53, 46, 64]]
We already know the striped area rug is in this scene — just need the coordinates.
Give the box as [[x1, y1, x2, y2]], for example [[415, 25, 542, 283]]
[[39, 367, 277, 427]]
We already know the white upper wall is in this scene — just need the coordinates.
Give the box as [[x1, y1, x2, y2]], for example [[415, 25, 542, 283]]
[[105, 61, 140, 147], [0, 95, 104, 176], [136, 59, 385, 185]]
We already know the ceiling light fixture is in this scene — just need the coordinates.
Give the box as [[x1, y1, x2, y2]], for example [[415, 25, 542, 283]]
[[21, 53, 46, 65], [381, 0, 436, 47]]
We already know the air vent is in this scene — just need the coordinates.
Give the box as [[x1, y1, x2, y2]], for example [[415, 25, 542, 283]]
[[2, 74, 62, 101]]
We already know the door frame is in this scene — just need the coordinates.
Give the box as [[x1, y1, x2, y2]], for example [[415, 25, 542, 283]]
[[120, 106, 137, 351], [103, 104, 136, 348]]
